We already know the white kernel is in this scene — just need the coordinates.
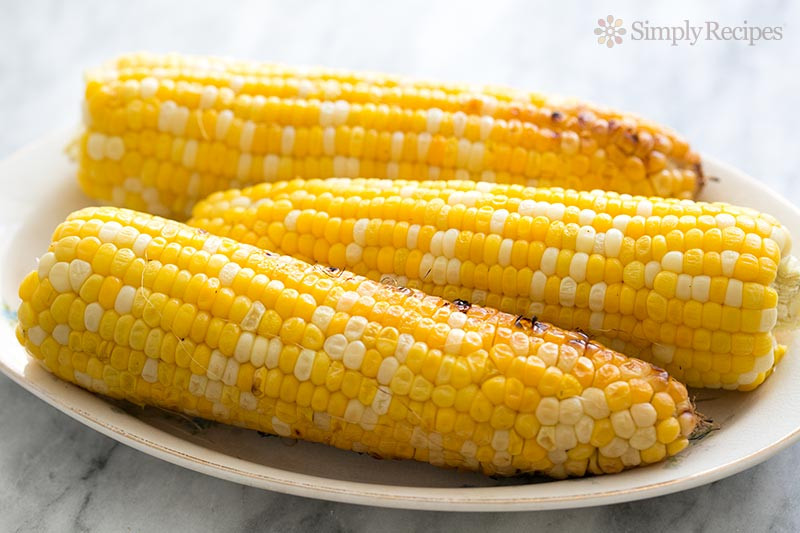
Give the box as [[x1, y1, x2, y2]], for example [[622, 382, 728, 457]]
[[612, 214, 631, 232], [344, 316, 368, 341], [272, 416, 292, 437], [555, 424, 577, 449], [140, 77, 158, 99], [426, 108, 443, 133], [545, 203, 566, 221], [215, 110, 234, 139], [574, 251, 600, 281], [353, 218, 369, 246], [770, 226, 790, 254], [761, 308, 778, 331], [240, 301, 265, 332], [540, 247, 559, 276], [536, 426, 557, 451], [157, 101, 176, 132], [452, 112, 467, 137], [737, 370, 759, 385], [429, 256, 446, 284], [558, 397, 583, 424], [97, 221, 122, 244], [621, 446, 642, 466], [142, 358, 160, 383], [294, 348, 315, 381], [113, 285, 136, 314], [52, 324, 70, 345], [280, 126, 295, 155], [395, 334, 414, 362], [644, 261, 661, 288], [491, 429, 510, 451], [444, 328, 465, 355], [588, 282, 607, 312], [604, 229, 624, 258], [498, 239, 513, 267], [68, 260, 92, 292], [581, 387, 610, 419], [490, 210, 508, 235], [600, 437, 629, 458], [47, 261, 70, 293], [446, 258, 461, 285], [610, 409, 636, 438], [168, 107, 189, 136], [630, 403, 658, 427], [724, 279, 743, 307], [199, 85, 218, 109], [537, 342, 559, 367], [557, 346, 580, 374], [343, 398, 365, 424], [721, 250, 738, 277], [234, 332, 255, 363], [207, 349, 227, 380], [630, 426, 657, 450], [222, 358, 240, 386], [479, 116, 494, 140], [715, 213, 736, 228], [333, 100, 350, 125], [574, 227, 595, 254], [265, 338, 282, 368], [530, 271, 547, 300], [336, 291, 359, 312], [343, 341, 366, 369], [84, 303, 103, 332], [661, 251, 683, 273], [37, 252, 57, 280], [652, 344, 675, 363], [105, 136, 125, 161], [536, 397, 559, 425], [691, 275, 711, 302], [250, 336, 268, 367], [559, 277, 578, 307], [575, 415, 594, 443], [324, 334, 348, 360], [374, 355, 400, 386], [238, 121, 256, 153], [636, 200, 653, 217], [128, 233, 152, 257], [218, 262, 241, 287], [240, 391, 258, 411], [27, 326, 46, 346], [87, 133, 107, 160]]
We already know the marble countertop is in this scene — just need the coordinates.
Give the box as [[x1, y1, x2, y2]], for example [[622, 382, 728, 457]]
[[2, 0, 799, 530]]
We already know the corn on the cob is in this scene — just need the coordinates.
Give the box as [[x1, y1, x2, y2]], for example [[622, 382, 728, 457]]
[[16, 206, 697, 478], [78, 52, 702, 219], [189, 178, 800, 390]]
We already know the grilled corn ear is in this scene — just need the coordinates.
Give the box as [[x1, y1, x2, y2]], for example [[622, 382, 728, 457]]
[[78, 52, 702, 218], [190, 178, 800, 390], [16, 206, 697, 477]]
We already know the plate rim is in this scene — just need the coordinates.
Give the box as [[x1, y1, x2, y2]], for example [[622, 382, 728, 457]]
[[1, 129, 799, 511]]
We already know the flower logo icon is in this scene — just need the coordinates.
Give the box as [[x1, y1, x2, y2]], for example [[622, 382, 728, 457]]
[[595, 15, 626, 47]]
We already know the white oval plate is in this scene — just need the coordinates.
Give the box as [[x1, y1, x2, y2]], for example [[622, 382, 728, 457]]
[[1, 129, 799, 511]]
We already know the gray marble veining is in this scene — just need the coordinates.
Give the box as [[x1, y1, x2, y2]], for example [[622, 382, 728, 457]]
[[1, 0, 799, 531]]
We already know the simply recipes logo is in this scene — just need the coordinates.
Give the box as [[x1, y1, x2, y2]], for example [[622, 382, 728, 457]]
[[595, 15, 783, 47]]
